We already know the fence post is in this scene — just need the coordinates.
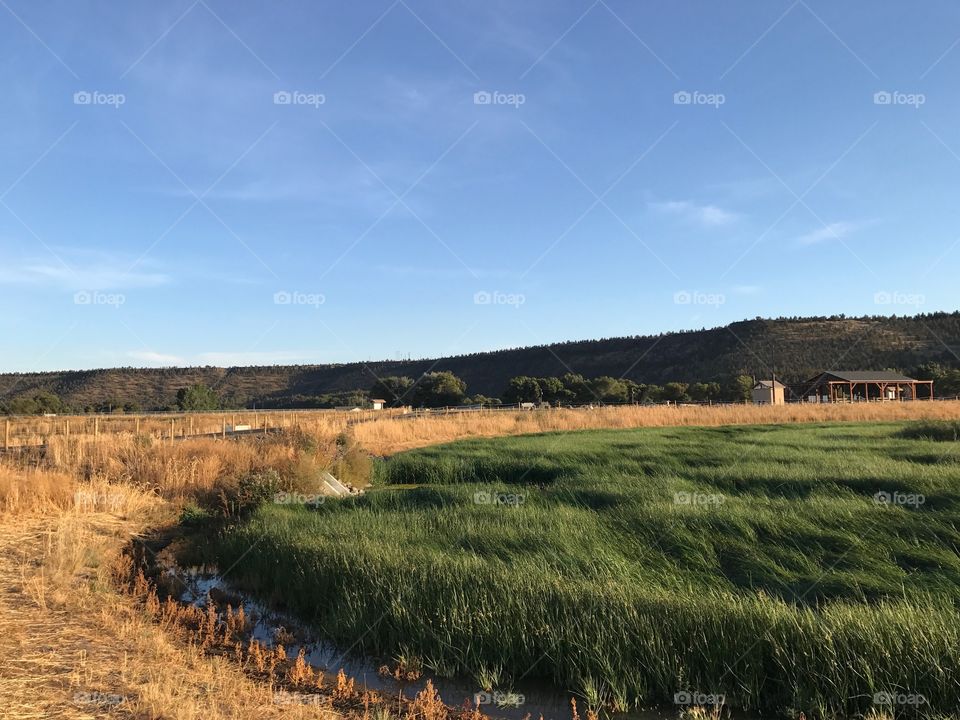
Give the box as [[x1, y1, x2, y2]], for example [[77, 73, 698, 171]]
[[222, 420, 227, 439], [4, 420, 8, 450], [94, 417, 99, 441], [170, 419, 174, 444], [135, 417, 140, 435]]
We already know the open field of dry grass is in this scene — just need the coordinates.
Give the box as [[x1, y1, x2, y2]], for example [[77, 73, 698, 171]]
[[353, 400, 960, 454], [1, 402, 958, 718], [1, 409, 383, 449], [6, 401, 960, 454]]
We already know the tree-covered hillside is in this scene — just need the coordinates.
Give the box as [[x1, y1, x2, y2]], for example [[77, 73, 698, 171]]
[[1, 312, 958, 411]]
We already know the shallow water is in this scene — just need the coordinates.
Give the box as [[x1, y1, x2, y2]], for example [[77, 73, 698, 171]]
[[170, 565, 739, 720]]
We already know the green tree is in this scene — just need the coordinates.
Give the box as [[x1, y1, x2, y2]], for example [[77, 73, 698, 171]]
[[725, 374, 755, 403], [503, 376, 542, 404], [7, 391, 66, 415], [370, 376, 415, 407], [176, 383, 220, 412], [689, 382, 722, 402], [643, 384, 664, 403], [661, 382, 690, 403], [623, 380, 645, 403], [938, 369, 960, 397], [537, 377, 569, 404], [561, 373, 593, 404], [590, 376, 629, 403], [411, 371, 467, 408]]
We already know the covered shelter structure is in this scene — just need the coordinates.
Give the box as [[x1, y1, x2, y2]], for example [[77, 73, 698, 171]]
[[801, 371, 933, 402]]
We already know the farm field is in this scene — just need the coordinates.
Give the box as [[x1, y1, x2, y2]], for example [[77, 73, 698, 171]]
[[2, 407, 960, 719], [4, 398, 960, 451], [204, 421, 960, 718]]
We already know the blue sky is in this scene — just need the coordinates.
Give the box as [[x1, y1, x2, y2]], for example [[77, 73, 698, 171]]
[[1, 0, 959, 371]]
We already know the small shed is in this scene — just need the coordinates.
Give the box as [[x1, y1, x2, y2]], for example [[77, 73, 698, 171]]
[[370, 398, 387, 410], [752, 379, 786, 405]]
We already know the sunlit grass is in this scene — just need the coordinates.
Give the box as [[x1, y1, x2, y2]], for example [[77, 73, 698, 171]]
[[207, 422, 960, 717]]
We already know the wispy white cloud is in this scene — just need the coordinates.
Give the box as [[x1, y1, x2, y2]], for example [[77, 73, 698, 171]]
[[0, 251, 170, 290], [651, 200, 739, 227], [796, 221, 863, 246], [127, 350, 185, 365]]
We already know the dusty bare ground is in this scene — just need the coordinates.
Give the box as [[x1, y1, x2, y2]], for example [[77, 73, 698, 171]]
[[0, 495, 337, 720]]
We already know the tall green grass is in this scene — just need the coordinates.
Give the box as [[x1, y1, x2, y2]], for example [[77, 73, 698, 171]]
[[205, 423, 960, 717], [898, 419, 960, 442]]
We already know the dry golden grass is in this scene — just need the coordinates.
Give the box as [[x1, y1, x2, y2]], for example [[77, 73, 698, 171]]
[[0, 483, 341, 719], [0, 463, 77, 515], [4, 432, 340, 504], [354, 401, 960, 455], [1, 409, 403, 449]]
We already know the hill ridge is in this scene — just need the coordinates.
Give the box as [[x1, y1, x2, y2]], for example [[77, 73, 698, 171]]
[[2, 312, 958, 410]]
